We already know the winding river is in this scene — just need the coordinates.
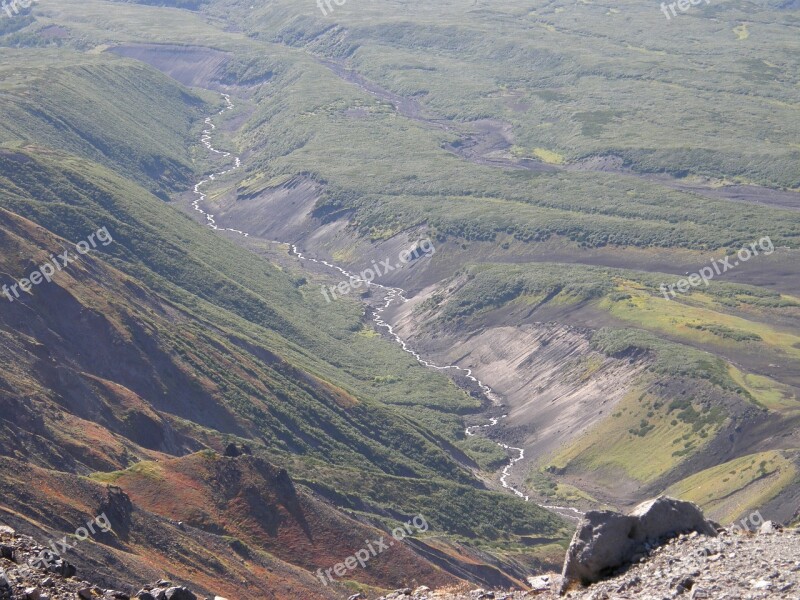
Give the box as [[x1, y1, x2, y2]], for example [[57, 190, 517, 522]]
[[191, 93, 583, 521]]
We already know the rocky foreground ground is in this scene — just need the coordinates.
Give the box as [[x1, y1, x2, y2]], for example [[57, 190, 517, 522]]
[[369, 526, 800, 600], [0, 526, 205, 600], [3, 500, 799, 600]]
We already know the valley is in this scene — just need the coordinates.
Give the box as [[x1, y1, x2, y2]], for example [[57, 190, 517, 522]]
[[186, 88, 585, 521], [176, 55, 799, 525], [0, 0, 798, 597]]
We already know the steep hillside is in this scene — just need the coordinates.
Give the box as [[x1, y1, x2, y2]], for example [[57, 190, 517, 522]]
[[385, 261, 800, 519], [0, 46, 568, 595], [91, 451, 463, 591], [0, 455, 409, 599], [0, 0, 798, 597], [0, 50, 204, 200]]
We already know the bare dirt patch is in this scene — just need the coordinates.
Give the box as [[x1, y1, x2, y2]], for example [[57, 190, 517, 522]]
[[387, 288, 649, 506], [108, 44, 233, 90]]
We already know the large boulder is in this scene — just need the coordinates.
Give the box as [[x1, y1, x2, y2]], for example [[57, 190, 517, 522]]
[[631, 496, 717, 539], [561, 496, 717, 591], [164, 588, 196, 600]]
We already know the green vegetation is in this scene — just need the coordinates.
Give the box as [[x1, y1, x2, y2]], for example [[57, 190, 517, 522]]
[[0, 50, 204, 200], [410, 257, 797, 503], [666, 451, 799, 524], [0, 46, 569, 565], [295, 462, 568, 546], [90, 460, 165, 484], [414, 263, 610, 325], [549, 385, 726, 484], [526, 471, 597, 504], [230, 0, 800, 189], [23, 0, 795, 254], [0, 0, 797, 568], [0, 143, 487, 481], [728, 366, 800, 412], [415, 261, 800, 396], [687, 324, 763, 343], [591, 328, 737, 390], [175, 0, 800, 255], [457, 436, 510, 472]]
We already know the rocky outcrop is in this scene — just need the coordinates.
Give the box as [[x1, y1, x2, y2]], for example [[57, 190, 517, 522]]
[[367, 521, 800, 599], [222, 443, 251, 458], [558, 522, 800, 599], [560, 497, 717, 589], [98, 486, 134, 542]]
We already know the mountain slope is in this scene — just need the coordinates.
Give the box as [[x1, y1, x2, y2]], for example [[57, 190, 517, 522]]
[[0, 49, 568, 595], [1, 0, 798, 596]]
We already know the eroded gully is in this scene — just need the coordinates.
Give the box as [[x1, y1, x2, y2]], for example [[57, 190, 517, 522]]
[[191, 93, 583, 522]]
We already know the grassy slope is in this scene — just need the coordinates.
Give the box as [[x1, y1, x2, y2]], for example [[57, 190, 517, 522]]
[[412, 261, 800, 507], [665, 450, 800, 524], [0, 0, 796, 544], [0, 45, 567, 589], [0, 143, 483, 491], [0, 456, 356, 600], [0, 49, 205, 199], [186, 0, 800, 251], [87, 451, 468, 591]]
